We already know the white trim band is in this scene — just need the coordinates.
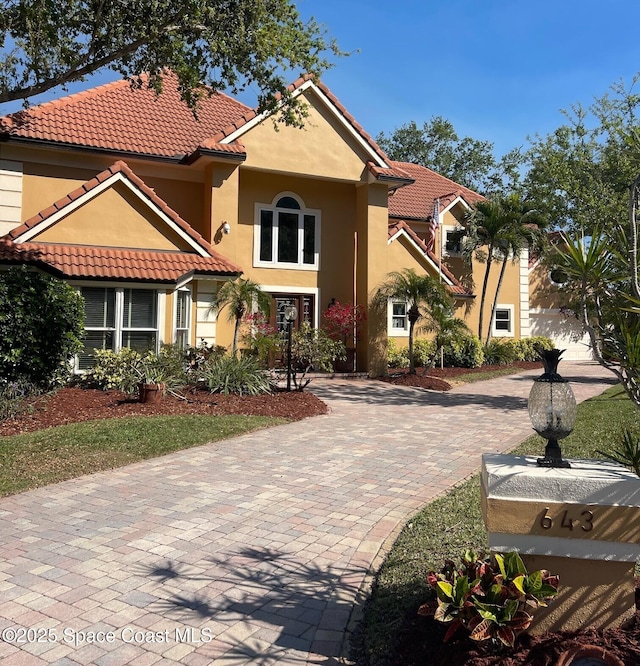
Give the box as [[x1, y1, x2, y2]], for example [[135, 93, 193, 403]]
[[488, 532, 640, 562]]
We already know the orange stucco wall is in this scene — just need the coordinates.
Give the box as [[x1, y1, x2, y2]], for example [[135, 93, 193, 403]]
[[529, 261, 564, 310], [435, 206, 524, 341], [35, 182, 193, 251], [240, 88, 372, 182]]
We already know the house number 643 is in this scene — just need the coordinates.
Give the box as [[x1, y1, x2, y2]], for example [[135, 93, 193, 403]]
[[539, 508, 594, 532]]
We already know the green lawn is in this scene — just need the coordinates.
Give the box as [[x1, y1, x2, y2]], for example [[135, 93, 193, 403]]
[[0, 414, 286, 497], [361, 384, 640, 664]]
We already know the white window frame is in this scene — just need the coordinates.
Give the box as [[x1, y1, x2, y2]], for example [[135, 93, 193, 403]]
[[442, 224, 464, 257], [75, 284, 164, 371], [253, 192, 321, 270], [492, 304, 515, 338], [174, 287, 192, 348], [388, 300, 409, 337]]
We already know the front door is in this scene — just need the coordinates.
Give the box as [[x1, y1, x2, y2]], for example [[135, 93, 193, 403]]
[[270, 294, 315, 367]]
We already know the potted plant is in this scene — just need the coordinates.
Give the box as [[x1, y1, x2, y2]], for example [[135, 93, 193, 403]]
[[322, 301, 366, 372], [136, 356, 169, 404]]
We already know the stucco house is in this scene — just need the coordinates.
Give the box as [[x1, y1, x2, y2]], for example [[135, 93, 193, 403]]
[[0, 73, 535, 374]]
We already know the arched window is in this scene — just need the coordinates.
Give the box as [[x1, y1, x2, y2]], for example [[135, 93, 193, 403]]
[[254, 192, 320, 269]]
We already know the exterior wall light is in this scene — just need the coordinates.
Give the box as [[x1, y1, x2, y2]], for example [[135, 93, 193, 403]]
[[222, 221, 231, 235], [528, 349, 577, 468]]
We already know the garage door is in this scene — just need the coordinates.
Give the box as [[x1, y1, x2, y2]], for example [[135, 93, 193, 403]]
[[529, 310, 593, 361]]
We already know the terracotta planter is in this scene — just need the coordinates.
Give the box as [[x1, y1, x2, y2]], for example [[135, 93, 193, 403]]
[[138, 382, 166, 404], [556, 645, 625, 666]]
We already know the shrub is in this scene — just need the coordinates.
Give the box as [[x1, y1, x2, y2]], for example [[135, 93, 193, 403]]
[[185, 340, 226, 375], [420, 550, 558, 648], [290, 322, 346, 373], [241, 313, 280, 368], [0, 266, 84, 389], [387, 339, 410, 368], [148, 343, 190, 387], [596, 429, 640, 477], [414, 339, 436, 368], [282, 322, 346, 389], [442, 333, 484, 368], [516, 336, 554, 362], [387, 339, 436, 369], [203, 354, 273, 395], [322, 301, 366, 344], [82, 348, 144, 393], [483, 339, 519, 365], [0, 379, 37, 421]]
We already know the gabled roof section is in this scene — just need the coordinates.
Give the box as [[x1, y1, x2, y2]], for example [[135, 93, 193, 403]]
[[7, 160, 226, 257], [1, 160, 241, 281], [0, 72, 251, 160], [388, 161, 485, 220], [387, 220, 473, 297], [211, 74, 413, 185]]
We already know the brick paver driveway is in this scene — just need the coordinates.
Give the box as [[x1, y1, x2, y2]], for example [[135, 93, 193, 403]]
[[0, 363, 616, 665]]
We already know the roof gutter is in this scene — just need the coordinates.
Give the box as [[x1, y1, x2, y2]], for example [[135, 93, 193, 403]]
[[0, 135, 188, 164]]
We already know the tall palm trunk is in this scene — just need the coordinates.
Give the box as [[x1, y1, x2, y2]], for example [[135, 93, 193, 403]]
[[486, 254, 509, 344], [408, 304, 420, 374], [231, 305, 246, 357], [478, 245, 494, 341]]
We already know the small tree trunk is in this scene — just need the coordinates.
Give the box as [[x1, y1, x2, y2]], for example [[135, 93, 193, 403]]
[[408, 320, 416, 374], [232, 316, 242, 357], [478, 248, 494, 341]]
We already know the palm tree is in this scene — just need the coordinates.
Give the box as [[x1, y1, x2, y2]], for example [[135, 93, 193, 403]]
[[422, 299, 470, 369], [464, 193, 546, 343], [210, 278, 271, 357], [376, 268, 453, 374]]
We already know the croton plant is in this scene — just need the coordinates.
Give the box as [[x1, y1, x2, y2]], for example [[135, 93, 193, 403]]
[[419, 550, 559, 648]]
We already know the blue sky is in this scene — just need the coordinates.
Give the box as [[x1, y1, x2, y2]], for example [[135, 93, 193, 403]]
[[3, 0, 640, 158]]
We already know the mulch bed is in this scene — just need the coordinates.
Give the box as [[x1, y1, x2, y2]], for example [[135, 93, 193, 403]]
[[391, 612, 640, 665], [0, 386, 328, 437], [379, 361, 542, 392]]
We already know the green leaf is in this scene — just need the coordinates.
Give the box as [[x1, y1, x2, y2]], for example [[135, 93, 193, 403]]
[[436, 581, 454, 602], [525, 569, 542, 593], [503, 551, 527, 577], [511, 574, 526, 595], [494, 553, 506, 578]]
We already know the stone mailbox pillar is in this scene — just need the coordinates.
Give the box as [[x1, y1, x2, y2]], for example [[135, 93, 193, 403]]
[[481, 453, 640, 633]]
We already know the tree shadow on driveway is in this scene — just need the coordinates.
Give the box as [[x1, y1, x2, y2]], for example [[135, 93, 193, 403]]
[[137, 547, 362, 665]]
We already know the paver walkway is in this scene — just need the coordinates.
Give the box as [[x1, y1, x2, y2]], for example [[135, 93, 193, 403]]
[[0, 363, 617, 665]]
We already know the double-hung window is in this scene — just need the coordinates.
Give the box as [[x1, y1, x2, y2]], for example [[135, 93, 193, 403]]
[[255, 194, 320, 269], [492, 304, 515, 337], [174, 289, 191, 349], [121, 288, 158, 351], [388, 300, 409, 336], [78, 286, 160, 369], [79, 287, 116, 370]]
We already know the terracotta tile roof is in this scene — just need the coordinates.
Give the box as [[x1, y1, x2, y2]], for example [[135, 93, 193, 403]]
[[2, 160, 241, 280], [0, 241, 239, 281], [367, 161, 414, 184], [0, 73, 251, 159], [388, 161, 485, 220], [388, 220, 473, 297], [0, 71, 406, 184]]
